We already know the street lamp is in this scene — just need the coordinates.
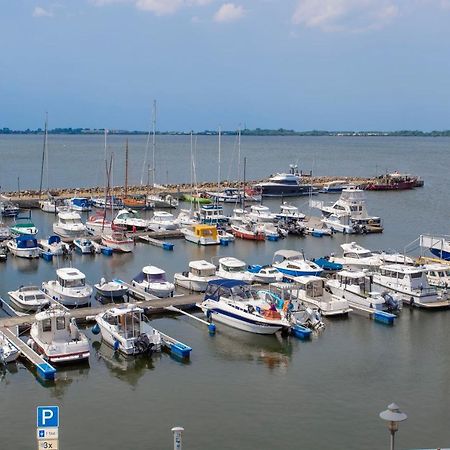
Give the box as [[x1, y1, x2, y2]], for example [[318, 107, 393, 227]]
[[379, 403, 408, 450]]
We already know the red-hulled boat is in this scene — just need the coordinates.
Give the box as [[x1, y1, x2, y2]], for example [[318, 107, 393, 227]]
[[231, 223, 265, 241], [365, 172, 420, 191]]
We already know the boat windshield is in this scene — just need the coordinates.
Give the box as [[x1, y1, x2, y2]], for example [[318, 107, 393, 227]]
[[231, 286, 257, 300], [59, 277, 85, 288], [61, 218, 79, 224], [147, 273, 167, 283], [192, 268, 216, 277], [222, 263, 245, 272]]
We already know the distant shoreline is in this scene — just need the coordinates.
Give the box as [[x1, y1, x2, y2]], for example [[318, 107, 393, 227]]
[[1, 127, 450, 137]]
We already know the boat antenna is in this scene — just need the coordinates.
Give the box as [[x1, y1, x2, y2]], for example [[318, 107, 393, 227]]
[[242, 156, 247, 210], [152, 99, 156, 188], [218, 125, 221, 190], [124, 139, 129, 199], [38, 112, 48, 199]]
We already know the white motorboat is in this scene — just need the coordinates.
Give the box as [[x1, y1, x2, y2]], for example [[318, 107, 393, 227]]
[[42, 268, 92, 307], [174, 260, 218, 292], [230, 221, 266, 241], [320, 180, 350, 193], [29, 305, 90, 364], [216, 257, 255, 282], [174, 209, 199, 227], [85, 213, 112, 236], [275, 202, 306, 221], [327, 271, 402, 312], [0, 331, 20, 364], [101, 231, 134, 253], [39, 235, 69, 256], [247, 265, 283, 284], [7, 236, 40, 259], [113, 209, 150, 231], [255, 165, 313, 197], [8, 286, 51, 313], [321, 186, 383, 232], [94, 278, 129, 299], [73, 238, 97, 254], [91, 196, 123, 210], [321, 213, 356, 234], [290, 276, 352, 316], [39, 198, 62, 213], [330, 242, 382, 270], [272, 250, 322, 277], [53, 210, 87, 240], [66, 197, 92, 212], [423, 263, 450, 289], [147, 193, 179, 209], [248, 205, 276, 223], [207, 188, 241, 203], [181, 224, 220, 246], [197, 280, 290, 334], [132, 266, 175, 298], [95, 304, 162, 355], [229, 208, 246, 226], [148, 211, 178, 231], [218, 228, 235, 242], [372, 264, 450, 308], [0, 201, 20, 217]]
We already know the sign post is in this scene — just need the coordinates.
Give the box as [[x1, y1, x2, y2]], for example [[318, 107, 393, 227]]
[[37, 406, 59, 450]]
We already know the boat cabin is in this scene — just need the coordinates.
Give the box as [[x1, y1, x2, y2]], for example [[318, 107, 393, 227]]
[[192, 224, 218, 240], [273, 250, 304, 265], [424, 264, 450, 288], [218, 257, 247, 273], [15, 235, 38, 249], [102, 306, 144, 339], [57, 211, 83, 225], [35, 307, 81, 344], [341, 242, 373, 259], [335, 270, 370, 292], [293, 276, 325, 298], [200, 205, 227, 224], [134, 266, 168, 284], [56, 268, 87, 289], [377, 264, 430, 290], [189, 260, 217, 277]]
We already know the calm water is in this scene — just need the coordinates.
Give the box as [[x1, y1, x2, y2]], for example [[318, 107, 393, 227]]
[[1, 135, 450, 449]]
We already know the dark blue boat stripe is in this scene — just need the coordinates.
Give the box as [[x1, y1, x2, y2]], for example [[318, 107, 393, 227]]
[[210, 308, 282, 328]]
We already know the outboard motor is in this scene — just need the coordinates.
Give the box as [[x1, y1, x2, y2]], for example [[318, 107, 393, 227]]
[[135, 334, 154, 355], [382, 292, 399, 312]]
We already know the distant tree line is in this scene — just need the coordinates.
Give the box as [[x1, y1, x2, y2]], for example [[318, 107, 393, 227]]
[[1, 127, 450, 137]]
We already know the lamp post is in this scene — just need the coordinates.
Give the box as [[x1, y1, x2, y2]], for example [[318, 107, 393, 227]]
[[379, 403, 408, 450]]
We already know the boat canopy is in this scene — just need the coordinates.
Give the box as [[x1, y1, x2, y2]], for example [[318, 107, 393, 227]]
[[273, 250, 303, 262], [48, 235, 61, 245], [205, 279, 249, 301], [16, 235, 37, 248]]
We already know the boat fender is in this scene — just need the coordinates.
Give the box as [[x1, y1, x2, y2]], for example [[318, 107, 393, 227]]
[[410, 297, 414, 306], [27, 338, 34, 348], [113, 339, 120, 351], [91, 323, 101, 335]]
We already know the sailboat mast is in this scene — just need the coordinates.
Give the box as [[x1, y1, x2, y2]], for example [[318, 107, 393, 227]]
[[242, 157, 246, 210], [152, 99, 156, 187], [218, 126, 221, 190], [124, 139, 129, 198], [38, 112, 48, 199], [237, 126, 241, 186]]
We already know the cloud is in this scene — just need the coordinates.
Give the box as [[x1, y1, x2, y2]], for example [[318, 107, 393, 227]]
[[32, 6, 54, 17], [292, 0, 399, 32], [214, 3, 245, 22], [92, 0, 212, 15]]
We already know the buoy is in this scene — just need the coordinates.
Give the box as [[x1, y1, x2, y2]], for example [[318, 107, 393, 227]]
[[208, 323, 216, 335], [91, 323, 100, 335]]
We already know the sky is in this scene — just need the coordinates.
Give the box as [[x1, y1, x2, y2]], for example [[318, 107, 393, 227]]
[[1, 0, 450, 131]]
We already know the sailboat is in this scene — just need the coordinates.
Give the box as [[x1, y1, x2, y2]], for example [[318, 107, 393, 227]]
[[38, 114, 62, 213], [101, 152, 134, 253], [145, 101, 179, 208], [121, 139, 147, 209]]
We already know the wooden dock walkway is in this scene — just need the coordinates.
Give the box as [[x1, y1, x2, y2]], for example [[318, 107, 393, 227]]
[[0, 294, 202, 328]]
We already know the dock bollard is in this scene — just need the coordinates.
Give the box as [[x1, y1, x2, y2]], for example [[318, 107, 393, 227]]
[[171, 426, 184, 450]]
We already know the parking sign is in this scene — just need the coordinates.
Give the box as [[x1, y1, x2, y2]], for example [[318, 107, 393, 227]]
[[37, 407, 59, 428]]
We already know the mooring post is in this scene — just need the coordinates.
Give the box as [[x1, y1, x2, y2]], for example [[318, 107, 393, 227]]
[[171, 426, 184, 450]]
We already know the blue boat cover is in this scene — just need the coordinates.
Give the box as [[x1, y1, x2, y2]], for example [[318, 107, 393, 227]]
[[313, 258, 343, 271], [48, 235, 61, 245], [16, 235, 37, 248]]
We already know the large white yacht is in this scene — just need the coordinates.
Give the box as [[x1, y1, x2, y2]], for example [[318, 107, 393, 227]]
[[321, 187, 383, 232], [148, 211, 178, 231], [112, 209, 150, 231], [216, 257, 255, 283], [255, 165, 313, 197]]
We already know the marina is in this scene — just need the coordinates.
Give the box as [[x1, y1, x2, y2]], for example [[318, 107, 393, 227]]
[[0, 134, 449, 450]]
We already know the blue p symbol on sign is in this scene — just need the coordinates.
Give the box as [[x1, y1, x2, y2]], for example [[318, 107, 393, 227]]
[[37, 406, 59, 428]]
